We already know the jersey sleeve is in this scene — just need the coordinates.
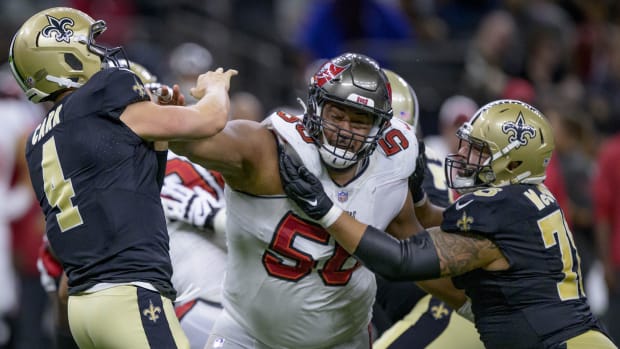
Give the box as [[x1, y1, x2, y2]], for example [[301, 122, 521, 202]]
[[441, 190, 504, 236], [376, 118, 419, 179], [101, 68, 151, 119]]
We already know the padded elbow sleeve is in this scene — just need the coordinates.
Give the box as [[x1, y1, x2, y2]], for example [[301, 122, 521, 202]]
[[354, 226, 440, 281]]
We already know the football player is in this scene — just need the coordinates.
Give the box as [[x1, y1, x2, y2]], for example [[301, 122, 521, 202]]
[[171, 53, 465, 348], [36, 60, 230, 349], [280, 99, 618, 349], [162, 151, 228, 349], [371, 70, 484, 349], [11, 7, 236, 349]]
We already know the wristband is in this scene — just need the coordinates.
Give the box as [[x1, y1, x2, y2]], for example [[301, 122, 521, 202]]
[[318, 206, 343, 227]]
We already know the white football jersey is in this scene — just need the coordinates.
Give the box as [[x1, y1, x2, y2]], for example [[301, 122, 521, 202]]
[[165, 152, 228, 304], [222, 111, 419, 348]]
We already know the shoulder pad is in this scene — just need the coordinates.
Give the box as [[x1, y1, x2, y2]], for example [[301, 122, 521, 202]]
[[264, 111, 323, 175], [373, 118, 420, 179]]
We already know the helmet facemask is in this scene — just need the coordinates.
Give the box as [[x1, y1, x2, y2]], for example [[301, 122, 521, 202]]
[[445, 123, 496, 193], [313, 103, 388, 169], [85, 19, 127, 69]]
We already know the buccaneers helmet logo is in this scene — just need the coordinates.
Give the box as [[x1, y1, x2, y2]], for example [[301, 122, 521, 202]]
[[501, 112, 536, 148], [313, 62, 348, 88], [42, 15, 75, 43]]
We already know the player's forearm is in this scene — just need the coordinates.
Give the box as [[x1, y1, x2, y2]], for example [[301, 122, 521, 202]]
[[188, 89, 230, 136], [325, 213, 366, 254], [327, 214, 440, 281], [416, 278, 467, 309], [414, 200, 445, 227]]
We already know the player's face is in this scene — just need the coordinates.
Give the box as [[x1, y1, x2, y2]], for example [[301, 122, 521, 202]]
[[321, 102, 374, 154], [451, 138, 490, 178]]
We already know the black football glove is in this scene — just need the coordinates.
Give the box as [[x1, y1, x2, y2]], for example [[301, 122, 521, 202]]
[[279, 149, 342, 226], [408, 140, 427, 206]]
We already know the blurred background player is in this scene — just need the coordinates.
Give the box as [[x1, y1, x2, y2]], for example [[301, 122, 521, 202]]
[[166, 42, 214, 100], [371, 69, 483, 349], [0, 65, 46, 349], [423, 94, 478, 161], [162, 151, 227, 349]]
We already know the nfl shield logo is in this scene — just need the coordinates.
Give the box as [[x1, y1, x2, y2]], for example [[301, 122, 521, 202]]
[[337, 191, 348, 203]]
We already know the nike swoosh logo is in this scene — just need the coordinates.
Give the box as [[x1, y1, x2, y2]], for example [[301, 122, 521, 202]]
[[455, 199, 474, 210], [299, 197, 318, 207]]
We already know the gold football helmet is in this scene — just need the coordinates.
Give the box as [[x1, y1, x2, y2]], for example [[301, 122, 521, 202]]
[[113, 59, 158, 85], [383, 69, 419, 129], [125, 60, 161, 96], [8, 7, 122, 103], [445, 99, 554, 191]]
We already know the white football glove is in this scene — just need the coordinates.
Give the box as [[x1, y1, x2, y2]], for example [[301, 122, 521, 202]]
[[161, 183, 222, 230]]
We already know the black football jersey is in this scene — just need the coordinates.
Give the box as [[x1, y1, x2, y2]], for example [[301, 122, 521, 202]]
[[422, 147, 451, 207], [442, 184, 605, 349], [26, 68, 176, 299]]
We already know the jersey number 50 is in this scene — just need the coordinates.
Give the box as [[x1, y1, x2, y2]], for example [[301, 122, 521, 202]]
[[262, 213, 360, 286]]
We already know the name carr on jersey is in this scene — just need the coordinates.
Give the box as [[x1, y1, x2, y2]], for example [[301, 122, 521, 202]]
[[32, 104, 62, 145]]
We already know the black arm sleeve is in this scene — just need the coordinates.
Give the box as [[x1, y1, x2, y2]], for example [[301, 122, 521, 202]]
[[354, 226, 440, 281]]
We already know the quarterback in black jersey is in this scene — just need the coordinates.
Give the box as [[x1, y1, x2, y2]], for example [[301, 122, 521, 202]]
[[9, 7, 236, 349], [280, 99, 617, 349]]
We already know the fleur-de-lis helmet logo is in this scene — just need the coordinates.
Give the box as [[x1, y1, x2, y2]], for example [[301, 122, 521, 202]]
[[42, 15, 75, 43], [501, 112, 536, 148]]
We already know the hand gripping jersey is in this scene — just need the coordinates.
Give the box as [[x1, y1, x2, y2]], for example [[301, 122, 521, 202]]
[[443, 184, 606, 349], [164, 151, 228, 303], [25, 68, 176, 298], [222, 111, 418, 348]]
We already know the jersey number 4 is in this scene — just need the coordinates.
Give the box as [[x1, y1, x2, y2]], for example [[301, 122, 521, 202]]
[[42, 137, 83, 232], [262, 213, 359, 286]]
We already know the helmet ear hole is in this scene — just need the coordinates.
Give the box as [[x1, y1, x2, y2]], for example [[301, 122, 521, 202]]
[[64, 53, 83, 70], [507, 160, 522, 171]]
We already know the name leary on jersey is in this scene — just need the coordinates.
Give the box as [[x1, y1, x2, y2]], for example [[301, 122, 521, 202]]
[[32, 104, 63, 145]]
